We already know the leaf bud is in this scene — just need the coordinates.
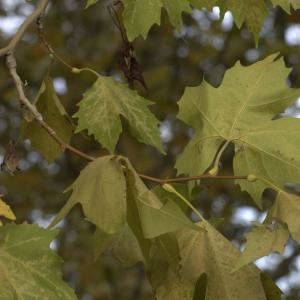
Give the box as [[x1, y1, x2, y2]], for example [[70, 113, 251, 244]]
[[162, 183, 176, 194], [72, 67, 81, 74], [208, 166, 219, 176], [247, 174, 257, 182]]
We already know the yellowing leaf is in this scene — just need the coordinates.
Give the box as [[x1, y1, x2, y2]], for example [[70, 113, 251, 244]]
[[74, 76, 163, 153], [22, 77, 73, 162], [49, 156, 127, 234], [0, 224, 77, 299], [0, 198, 16, 222], [176, 54, 300, 206], [233, 223, 289, 271], [273, 191, 300, 244], [177, 222, 267, 300]]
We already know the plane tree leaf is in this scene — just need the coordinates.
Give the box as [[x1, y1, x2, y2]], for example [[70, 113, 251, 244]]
[[0, 198, 16, 225], [177, 221, 267, 300], [162, 0, 191, 28], [176, 54, 300, 206], [0, 224, 77, 300], [122, 157, 197, 239], [271, 0, 300, 12], [261, 272, 283, 300], [74, 76, 163, 153], [85, 0, 98, 8], [219, 0, 268, 44], [272, 191, 300, 244], [49, 156, 127, 234], [233, 222, 289, 271], [22, 77, 73, 163]]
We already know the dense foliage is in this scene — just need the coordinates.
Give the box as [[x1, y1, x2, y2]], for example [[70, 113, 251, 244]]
[[1, 0, 300, 299]]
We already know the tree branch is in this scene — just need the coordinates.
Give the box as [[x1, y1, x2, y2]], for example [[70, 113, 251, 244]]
[[0, 0, 50, 57], [6, 53, 248, 184], [6, 53, 95, 162]]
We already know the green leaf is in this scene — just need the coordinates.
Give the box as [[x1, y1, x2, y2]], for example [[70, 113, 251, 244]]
[[122, 0, 191, 41], [220, 0, 268, 44], [49, 156, 127, 234], [273, 191, 300, 244], [176, 54, 300, 207], [74, 76, 163, 153], [0, 198, 16, 223], [123, 158, 196, 238], [162, 0, 192, 28], [155, 269, 194, 300], [233, 222, 289, 271], [261, 272, 283, 300], [122, 0, 162, 41], [0, 224, 77, 300], [177, 222, 267, 300], [111, 224, 144, 267], [85, 0, 98, 8], [271, 0, 300, 12], [189, 0, 218, 10], [22, 77, 73, 163]]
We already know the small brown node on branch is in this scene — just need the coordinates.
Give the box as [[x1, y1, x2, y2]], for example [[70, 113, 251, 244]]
[[108, 3, 147, 90]]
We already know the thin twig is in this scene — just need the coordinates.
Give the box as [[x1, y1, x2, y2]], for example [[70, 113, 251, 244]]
[[6, 53, 248, 184], [6, 53, 95, 162], [0, 0, 50, 57]]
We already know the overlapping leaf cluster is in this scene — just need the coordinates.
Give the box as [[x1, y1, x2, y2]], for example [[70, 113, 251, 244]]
[[48, 154, 285, 299], [86, 0, 300, 43]]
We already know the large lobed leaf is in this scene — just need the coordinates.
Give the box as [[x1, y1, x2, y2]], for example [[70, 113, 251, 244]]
[[74, 76, 163, 153], [233, 222, 289, 271], [0, 224, 77, 300], [49, 156, 127, 234], [157, 221, 270, 300], [176, 54, 300, 206]]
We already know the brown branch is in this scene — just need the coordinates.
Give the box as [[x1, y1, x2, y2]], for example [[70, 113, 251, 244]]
[[6, 53, 248, 184], [6, 53, 95, 163], [139, 174, 247, 184], [0, 0, 50, 57]]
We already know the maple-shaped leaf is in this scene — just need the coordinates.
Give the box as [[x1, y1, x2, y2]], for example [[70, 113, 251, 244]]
[[122, 0, 191, 41], [22, 77, 73, 163], [219, 0, 268, 44], [0, 198, 16, 225], [0, 224, 77, 300], [74, 76, 163, 153], [49, 156, 127, 234], [177, 222, 267, 300], [272, 191, 300, 244], [162, 0, 192, 28], [271, 0, 300, 12], [122, 157, 197, 239], [233, 222, 289, 271], [176, 54, 300, 206]]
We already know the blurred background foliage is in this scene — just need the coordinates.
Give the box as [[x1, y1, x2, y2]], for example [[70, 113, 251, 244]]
[[1, 0, 300, 299]]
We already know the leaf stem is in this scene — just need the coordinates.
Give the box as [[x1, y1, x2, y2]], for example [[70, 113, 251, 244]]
[[162, 183, 205, 222], [212, 140, 231, 172]]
